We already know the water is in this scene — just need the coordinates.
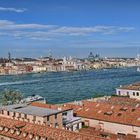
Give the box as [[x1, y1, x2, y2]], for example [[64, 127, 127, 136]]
[[0, 67, 139, 104]]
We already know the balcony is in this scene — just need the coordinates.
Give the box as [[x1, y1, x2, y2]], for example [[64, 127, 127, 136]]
[[63, 117, 81, 126]]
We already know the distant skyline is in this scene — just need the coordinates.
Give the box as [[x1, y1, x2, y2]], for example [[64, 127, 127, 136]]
[[0, 0, 140, 58]]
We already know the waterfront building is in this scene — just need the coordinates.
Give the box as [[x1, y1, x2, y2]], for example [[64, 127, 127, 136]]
[[0, 67, 5, 75], [32, 65, 47, 73], [5, 62, 14, 67], [88, 52, 94, 60], [87, 52, 100, 61], [62, 56, 77, 71], [73, 59, 86, 70], [116, 82, 140, 100], [0, 55, 139, 75], [46, 63, 63, 72]]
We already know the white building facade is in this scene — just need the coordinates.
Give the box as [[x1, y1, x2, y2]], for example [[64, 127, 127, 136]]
[[116, 83, 140, 100]]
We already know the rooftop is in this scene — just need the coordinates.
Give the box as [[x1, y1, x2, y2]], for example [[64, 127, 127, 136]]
[[63, 100, 140, 127], [117, 81, 140, 91], [31, 99, 140, 127], [0, 104, 61, 117], [0, 116, 108, 140], [79, 127, 138, 140], [31, 102, 72, 111], [105, 96, 140, 107]]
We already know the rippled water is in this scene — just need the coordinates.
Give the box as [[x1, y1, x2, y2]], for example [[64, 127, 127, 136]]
[[0, 67, 139, 104]]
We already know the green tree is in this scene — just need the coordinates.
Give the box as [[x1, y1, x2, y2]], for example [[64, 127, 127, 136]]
[[93, 92, 105, 98], [1, 89, 23, 105]]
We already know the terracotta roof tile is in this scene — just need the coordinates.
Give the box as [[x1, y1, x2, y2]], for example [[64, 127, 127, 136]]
[[0, 116, 107, 140], [63, 101, 140, 127]]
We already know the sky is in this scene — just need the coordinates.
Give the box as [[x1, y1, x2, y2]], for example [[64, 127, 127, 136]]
[[0, 0, 140, 58]]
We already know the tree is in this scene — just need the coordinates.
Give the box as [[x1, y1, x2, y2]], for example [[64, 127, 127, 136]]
[[1, 89, 23, 105]]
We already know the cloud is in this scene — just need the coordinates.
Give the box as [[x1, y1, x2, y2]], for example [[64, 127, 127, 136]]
[[49, 26, 135, 35], [0, 20, 57, 30], [0, 7, 27, 13], [0, 20, 135, 41]]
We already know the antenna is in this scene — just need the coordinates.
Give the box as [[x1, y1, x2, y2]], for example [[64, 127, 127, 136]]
[[8, 52, 11, 62], [137, 54, 140, 60], [48, 49, 52, 58]]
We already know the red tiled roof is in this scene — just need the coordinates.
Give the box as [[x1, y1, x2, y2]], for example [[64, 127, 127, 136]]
[[103, 96, 140, 107], [30, 100, 140, 127], [31, 100, 140, 127], [31, 102, 72, 111], [117, 81, 140, 91], [79, 127, 138, 140], [63, 100, 140, 127], [0, 116, 107, 140]]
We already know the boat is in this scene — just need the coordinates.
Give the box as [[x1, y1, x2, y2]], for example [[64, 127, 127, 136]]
[[137, 67, 140, 72], [20, 95, 46, 104]]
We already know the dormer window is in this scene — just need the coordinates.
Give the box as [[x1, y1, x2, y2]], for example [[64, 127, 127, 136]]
[[100, 132, 109, 138], [120, 107, 127, 111], [117, 113, 122, 116], [104, 111, 113, 116], [137, 117, 140, 121]]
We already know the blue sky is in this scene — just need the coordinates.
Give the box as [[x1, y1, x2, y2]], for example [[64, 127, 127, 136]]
[[0, 0, 140, 58]]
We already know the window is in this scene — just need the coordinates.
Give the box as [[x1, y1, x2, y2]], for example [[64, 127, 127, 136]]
[[1, 110, 4, 114], [19, 113, 21, 118], [77, 123, 79, 129], [55, 123, 58, 128], [62, 112, 67, 116], [133, 92, 135, 96], [7, 111, 10, 116], [137, 92, 139, 96], [132, 126, 138, 133], [13, 112, 15, 117], [33, 116, 36, 121], [47, 116, 49, 121], [127, 92, 129, 96], [118, 91, 121, 95], [25, 114, 27, 119], [55, 114, 57, 119], [117, 133, 126, 136]]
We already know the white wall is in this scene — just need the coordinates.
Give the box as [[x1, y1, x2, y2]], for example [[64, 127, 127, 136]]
[[82, 118, 140, 138], [116, 88, 140, 100]]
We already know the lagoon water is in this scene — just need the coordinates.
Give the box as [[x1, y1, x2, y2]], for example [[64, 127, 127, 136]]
[[0, 67, 140, 104]]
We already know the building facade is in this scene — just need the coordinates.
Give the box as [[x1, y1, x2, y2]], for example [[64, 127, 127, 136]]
[[116, 82, 140, 100]]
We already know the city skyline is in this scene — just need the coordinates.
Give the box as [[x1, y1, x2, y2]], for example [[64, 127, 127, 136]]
[[0, 0, 140, 58]]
